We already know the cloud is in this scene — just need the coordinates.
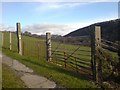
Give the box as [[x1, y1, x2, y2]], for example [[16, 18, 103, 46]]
[[35, 2, 84, 13], [0, 23, 90, 35], [22, 15, 118, 36], [0, 24, 15, 31], [22, 23, 75, 35], [1, 14, 117, 36], [22, 21, 95, 36]]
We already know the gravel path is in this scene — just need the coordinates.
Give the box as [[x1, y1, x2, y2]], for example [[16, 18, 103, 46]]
[[1, 52, 56, 88]]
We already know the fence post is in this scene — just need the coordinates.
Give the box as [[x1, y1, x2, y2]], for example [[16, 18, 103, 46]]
[[10, 32, 12, 50], [75, 57, 78, 72], [16, 22, 22, 55], [2, 32, 4, 47], [91, 26, 102, 83], [64, 51, 67, 68], [22, 41, 24, 56], [37, 42, 40, 60], [46, 32, 52, 61], [95, 26, 102, 84]]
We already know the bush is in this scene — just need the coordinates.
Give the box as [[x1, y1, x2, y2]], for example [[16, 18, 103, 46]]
[[97, 48, 119, 83]]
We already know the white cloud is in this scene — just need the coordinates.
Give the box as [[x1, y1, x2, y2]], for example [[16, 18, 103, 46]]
[[1, 11, 118, 35], [22, 21, 97, 36], [35, 2, 84, 13], [0, 24, 15, 31], [1, 14, 118, 36], [22, 23, 75, 35]]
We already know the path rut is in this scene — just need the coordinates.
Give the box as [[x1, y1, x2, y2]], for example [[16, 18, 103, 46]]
[[1, 53, 56, 88]]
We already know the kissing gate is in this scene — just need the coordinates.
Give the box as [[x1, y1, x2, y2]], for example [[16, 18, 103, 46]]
[[3, 22, 114, 84]]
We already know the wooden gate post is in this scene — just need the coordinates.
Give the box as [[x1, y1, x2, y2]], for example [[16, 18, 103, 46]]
[[10, 32, 12, 50], [95, 26, 102, 84], [46, 32, 52, 61], [91, 26, 101, 83], [16, 22, 22, 55]]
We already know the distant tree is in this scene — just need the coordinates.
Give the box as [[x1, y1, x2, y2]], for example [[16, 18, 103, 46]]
[[24, 31, 31, 36]]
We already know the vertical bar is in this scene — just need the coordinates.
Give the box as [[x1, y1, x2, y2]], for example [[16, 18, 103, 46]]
[[95, 26, 102, 83], [2, 32, 4, 47], [92, 26, 102, 82], [91, 27, 96, 81], [64, 51, 67, 68], [22, 41, 24, 56], [10, 32, 12, 50], [95, 26, 101, 47], [37, 42, 39, 60], [46, 32, 51, 61], [118, 2, 120, 69], [16, 22, 22, 55], [75, 57, 78, 72]]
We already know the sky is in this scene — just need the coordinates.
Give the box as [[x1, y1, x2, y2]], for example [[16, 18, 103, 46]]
[[1, 0, 119, 35]]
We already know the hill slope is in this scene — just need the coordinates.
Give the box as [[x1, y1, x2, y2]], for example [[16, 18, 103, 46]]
[[65, 19, 120, 42]]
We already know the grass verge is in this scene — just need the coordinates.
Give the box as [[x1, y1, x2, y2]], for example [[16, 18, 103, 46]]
[[2, 64, 26, 88], [2, 48, 97, 88]]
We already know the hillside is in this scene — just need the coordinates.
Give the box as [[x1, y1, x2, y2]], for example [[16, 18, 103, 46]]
[[65, 19, 120, 42]]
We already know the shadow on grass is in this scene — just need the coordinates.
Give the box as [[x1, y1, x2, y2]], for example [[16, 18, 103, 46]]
[[21, 57, 91, 81], [3, 48, 92, 82]]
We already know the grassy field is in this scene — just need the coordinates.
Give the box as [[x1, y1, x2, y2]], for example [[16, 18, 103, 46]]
[[2, 31, 118, 88], [3, 32, 92, 75], [3, 32, 46, 59], [0, 32, 2, 51], [2, 64, 26, 88], [2, 31, 97, 88]]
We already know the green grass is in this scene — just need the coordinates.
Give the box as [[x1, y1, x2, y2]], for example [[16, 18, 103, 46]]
[[2, 48, 97, 88], [3, 32, 46, 59], [0, 32, 2, 51], [2, 64, 26, 88], [2, 31, 118, 88], [3, 32, 92, 75]]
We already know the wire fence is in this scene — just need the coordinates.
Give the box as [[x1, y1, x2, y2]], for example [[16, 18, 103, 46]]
[[2, 31, 46, 60]]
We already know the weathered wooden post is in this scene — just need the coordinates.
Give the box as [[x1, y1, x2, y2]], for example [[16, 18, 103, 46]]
[[46, 32, 52, 61], [22, 41, 24, 56], [2, 32, 4, 47], [118, 16, 120, 79], [16, 22, 22, 55], [91, 26, 101, 83], [64, 51, 67, 68], [10, 32, 12, 50], [37, 42, 40, 60], [95, 26, 102, 84]]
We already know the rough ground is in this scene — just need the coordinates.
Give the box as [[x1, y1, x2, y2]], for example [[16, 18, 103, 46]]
[[1, 52, 56, 88], [0, 52, 2, 89]]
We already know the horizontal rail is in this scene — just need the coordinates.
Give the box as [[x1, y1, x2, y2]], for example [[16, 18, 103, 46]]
[[51, 55, 64, 60], [67, 62, 91, 74], [101, 43, 118, 51], [53, 53, 64, 56], [73, 53, 91, 57], [68, 57, 91, 66], [76, 63, 91, 70], [69, 55, 91, 62], [67, 60, 91, 70], [52, 50, 64, 53], [78, 49, 91, 52], [101, 39, 119, 46]]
